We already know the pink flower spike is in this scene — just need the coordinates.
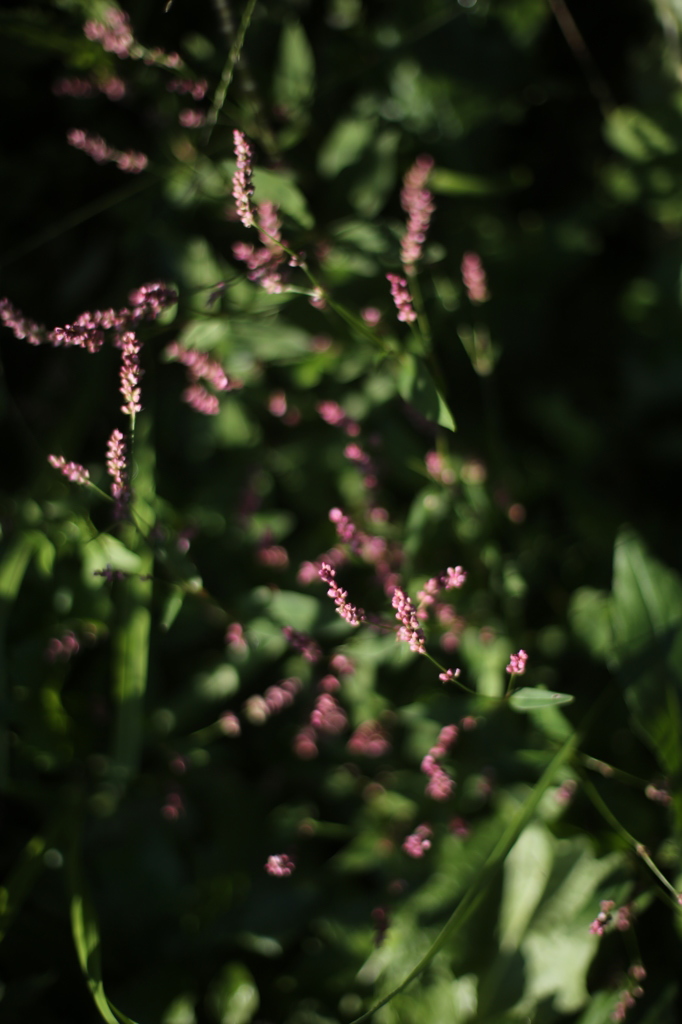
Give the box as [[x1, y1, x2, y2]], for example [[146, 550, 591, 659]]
[[232, 130, 255, 228], [48, 454, 90, 486], [106, 428, 129, 515], [402, 824, 432, 858], [386, 273, 417, 324], [400, 154, 435, 273], [461, 252, 490, 303], [506, 649, 528, 675], [392, 587, 425, 654], [118, 331, 142, 418], [265, 853, 295, 877]]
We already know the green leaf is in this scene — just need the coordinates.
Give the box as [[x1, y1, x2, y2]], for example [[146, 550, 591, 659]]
[[429, 167, 500, 195], [604, 107, 677, 163], [509, 688, 575, 712], [569, 529, 682, 788], [396, 354, 455, 432], [207, 963, 259, 1024], [273, 20, 315, 117], [318, 116, 378, 177], [69, 849, 141, 1024]]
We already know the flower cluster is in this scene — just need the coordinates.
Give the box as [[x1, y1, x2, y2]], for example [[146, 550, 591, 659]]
[[84, 6, 182, 68], [400, 155, 435, 272], [67, 129, 148, 173], [402, 824, 432, 858], [589, 899, 615, 936], [421, 724, 458, 801], [105, 428, 128, 515], [392, 587, 425, 654], [386, 272, 417, 324], [318, 563, 367, 626], [347, 720, 391, 757], [506, 649, 528, 675], [265, 853, 295, 877], [165, 341, 239, 416], [461, 251, 490, 303], [47, 455, 90, 486], [243, 678, 302, 725], [52, 75, 126, 101], [233, 200, 287, 294], [232, 130, 255, 228], [0, 298, 45, 346], [117, 332, 142, 418]]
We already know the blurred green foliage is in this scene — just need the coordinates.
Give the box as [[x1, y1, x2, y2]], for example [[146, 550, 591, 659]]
[[2, 1, 682, 1022]]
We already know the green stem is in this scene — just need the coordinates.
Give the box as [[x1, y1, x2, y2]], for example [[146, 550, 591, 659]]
[[203, 0, 259, 144]]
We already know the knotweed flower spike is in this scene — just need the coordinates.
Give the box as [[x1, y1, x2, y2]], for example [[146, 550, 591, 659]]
[[232, 130, 255, 228], [386, 273, 417, 323], [118, 331, 142, 418], [106, 428, 129, 516], [461, 251, 490, 303], [67, 129, 148, 174], [318, 563, 367, 626], [400, 154, 435, 273], [48, 455, 90, 486], [392, 587, 425, 654]]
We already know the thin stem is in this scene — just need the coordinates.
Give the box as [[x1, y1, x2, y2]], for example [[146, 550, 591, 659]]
[[203, 0, 259, 145]]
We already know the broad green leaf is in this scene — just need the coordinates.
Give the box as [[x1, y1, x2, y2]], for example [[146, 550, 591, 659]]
[[207, 963, 259, 1024], [604, 107, 677, 162], [318, 116, 378, 177], [396, 354, 455, 432], [569, 529, 682, 790], [509, 687, 575, 712], [263, 589, 320, 632], [499, 823, 553, 951], [273, 21, 315, 117]]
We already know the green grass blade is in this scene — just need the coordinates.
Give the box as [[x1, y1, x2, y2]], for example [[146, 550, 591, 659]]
[[68, 840, 141, 1024]]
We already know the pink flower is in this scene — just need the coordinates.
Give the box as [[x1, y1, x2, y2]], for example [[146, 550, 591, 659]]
[[319, 563, 367, 626], [310, 694, 347, 734], [392, 587, 425, 654], [400, 155, 435, 272], [461, 252, 489, 303], [118, 331, 142, 418], [106, 428, 129, 514], [347, 720, 390, 757], [232, 130, 255, 228], [265, 853, 295, 877], [386, 273, 417, 324], [506, 649, 528, 675], [48, 454, 90, 486], [402, 824, 432, 858]]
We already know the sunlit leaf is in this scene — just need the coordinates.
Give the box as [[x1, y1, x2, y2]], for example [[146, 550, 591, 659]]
[[509, 688, 575, 711]]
